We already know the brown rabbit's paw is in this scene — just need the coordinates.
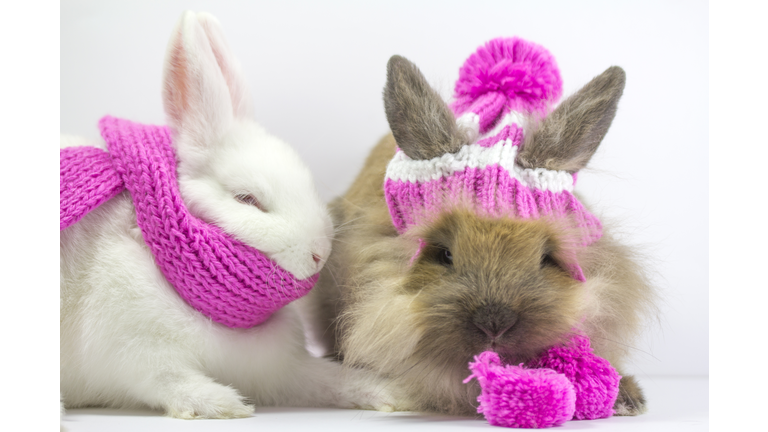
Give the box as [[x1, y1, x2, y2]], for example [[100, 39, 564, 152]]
[[347, 382, 401, 412], [613, 375, 647, 416]]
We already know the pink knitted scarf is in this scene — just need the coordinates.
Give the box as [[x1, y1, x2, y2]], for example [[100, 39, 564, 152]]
[[60, 116, 318, 328]]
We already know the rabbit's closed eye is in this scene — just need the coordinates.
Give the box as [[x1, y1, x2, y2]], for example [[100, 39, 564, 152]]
[[234, 193, 266, 212]]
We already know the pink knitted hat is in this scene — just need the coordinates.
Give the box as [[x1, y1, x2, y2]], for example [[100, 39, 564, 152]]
[[383, 38, 602, 281]]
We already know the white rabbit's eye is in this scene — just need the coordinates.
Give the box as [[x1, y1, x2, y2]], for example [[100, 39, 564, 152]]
[[235, 193, 266, 212]]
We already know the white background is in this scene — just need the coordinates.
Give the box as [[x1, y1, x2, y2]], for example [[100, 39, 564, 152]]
[[60, 0, 709, 376], [60, 0, 706, 381]]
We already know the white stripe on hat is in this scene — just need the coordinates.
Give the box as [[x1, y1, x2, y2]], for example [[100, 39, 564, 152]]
[[385, 137, 574, 193]]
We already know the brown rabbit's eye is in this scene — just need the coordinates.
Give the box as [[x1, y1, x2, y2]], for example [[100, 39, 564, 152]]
[[235, 193, 266, 212], [541, 253, 557, 269], [437, 248, 453, 266]]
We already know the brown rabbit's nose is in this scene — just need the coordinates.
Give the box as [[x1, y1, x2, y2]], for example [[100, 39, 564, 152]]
[[472, 304, 518, 340]]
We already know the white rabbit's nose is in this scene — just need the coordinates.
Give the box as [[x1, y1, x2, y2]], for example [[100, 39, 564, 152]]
[[312, 252, 327, 273]]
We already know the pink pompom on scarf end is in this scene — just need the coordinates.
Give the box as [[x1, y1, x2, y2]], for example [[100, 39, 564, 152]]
[[464, 334, 621, 428]]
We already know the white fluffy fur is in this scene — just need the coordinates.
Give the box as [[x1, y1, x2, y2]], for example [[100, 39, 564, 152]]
[[161, 11, 332, 279], [60, 11, 388, 419]]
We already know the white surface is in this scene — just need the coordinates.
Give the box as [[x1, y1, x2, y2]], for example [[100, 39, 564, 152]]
[[60, 1, 707, 376], [61, 376, 708, 431]]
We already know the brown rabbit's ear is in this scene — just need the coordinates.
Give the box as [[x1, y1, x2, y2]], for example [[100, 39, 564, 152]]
[[517, 66, 626, 172], [384, 55, 465, 160]]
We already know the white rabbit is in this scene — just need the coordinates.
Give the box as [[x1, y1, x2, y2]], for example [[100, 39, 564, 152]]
[[60, 11, 390, 419]]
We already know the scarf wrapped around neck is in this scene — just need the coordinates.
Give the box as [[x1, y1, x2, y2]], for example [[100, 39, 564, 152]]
[[60, 116, 318, 328]]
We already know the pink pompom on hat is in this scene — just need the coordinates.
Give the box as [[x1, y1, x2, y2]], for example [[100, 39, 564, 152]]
[[383, 37, 602, 282]]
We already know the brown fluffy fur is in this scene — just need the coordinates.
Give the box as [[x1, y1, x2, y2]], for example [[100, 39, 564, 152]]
[[304, 60, 657, 417]]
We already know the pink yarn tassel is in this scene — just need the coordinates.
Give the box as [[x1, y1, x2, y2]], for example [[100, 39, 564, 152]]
[[465, 334, 621, 428]]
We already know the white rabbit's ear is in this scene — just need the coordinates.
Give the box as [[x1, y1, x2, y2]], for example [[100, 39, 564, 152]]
[[162, 11, 253, 149], [195, 12, 253, 119]]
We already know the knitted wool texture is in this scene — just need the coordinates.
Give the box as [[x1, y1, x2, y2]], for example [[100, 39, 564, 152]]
[[526, 334, 621, 421], [464, 334, 620, 429], [383, 37, 602, 281], [60, 145, 124, 230], [60, 116, 318, 328]]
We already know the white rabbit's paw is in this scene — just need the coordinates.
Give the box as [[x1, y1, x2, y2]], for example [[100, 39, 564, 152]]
[[164, 382, 254, 419]]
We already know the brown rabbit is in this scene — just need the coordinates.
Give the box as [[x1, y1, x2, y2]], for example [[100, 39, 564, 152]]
[[304, 43, 657, 417]]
